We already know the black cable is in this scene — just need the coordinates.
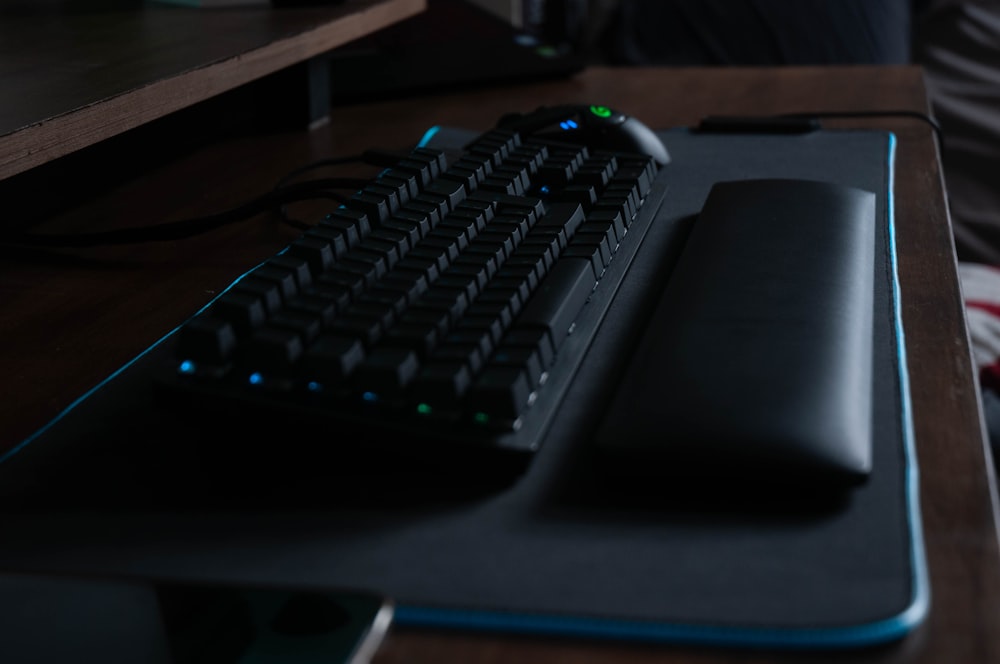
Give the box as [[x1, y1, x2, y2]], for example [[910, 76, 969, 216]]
[[269, 148, 414, 229], [271, 148, 403, 192], [273, 162, 372, 230], [4, 164, 373, 248], [273, 176, 371, 194], [272, 154, 368, 191], [278, 189, 360, 231]]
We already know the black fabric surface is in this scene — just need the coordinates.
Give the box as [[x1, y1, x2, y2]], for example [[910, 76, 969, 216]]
[[0, 129, 923, 647]]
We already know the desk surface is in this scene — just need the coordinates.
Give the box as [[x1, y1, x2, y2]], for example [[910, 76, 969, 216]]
[[1, 65, 998, 663]]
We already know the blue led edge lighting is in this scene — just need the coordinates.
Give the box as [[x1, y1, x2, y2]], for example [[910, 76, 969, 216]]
[[886, 131, 932, 635], [395, 600, 914, 650], [417, 126, 442, 148], [392, 132, 929, 650], [0, 258, 271, 466]]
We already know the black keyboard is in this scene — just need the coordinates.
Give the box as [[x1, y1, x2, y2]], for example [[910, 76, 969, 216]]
[[155, 127, 666, 474]]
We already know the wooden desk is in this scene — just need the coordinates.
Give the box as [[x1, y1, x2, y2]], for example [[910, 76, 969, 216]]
[[1, 66, 998, 663], [0, 0, 426, 180]]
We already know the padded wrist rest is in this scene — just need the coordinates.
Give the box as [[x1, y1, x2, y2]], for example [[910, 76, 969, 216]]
[[594, 178, 876, 486]]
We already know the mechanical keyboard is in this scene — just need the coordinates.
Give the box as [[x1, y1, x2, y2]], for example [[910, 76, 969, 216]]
[[155, 127, 667, 474]]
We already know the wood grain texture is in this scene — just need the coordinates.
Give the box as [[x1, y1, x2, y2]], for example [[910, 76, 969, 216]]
[[0, 65, 996, 663], [0, 0, 426, 179]]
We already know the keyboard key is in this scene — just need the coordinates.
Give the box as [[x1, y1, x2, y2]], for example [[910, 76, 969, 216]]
[[264, 255, 313, 290], [211, 291, 267, 337], [467, 366, 534, 422], [242, 326, 304, 374], [500, 327, 555, 370], [490, 346, 545, 388], [412, 361, 474, 407], [287, 236, 335, 275], [233, 277, 282, 315], [299, 335, 366, 385], [354, 347, 421, 395], [175, 315, 237, 365], [325, 208, 372, 239], [349, 191, 392, 223], [303, 226, 348, 259], [285, 294, 339, 327], [381, 322, 439, 356], [268, 310, 323, 343], [424, 178, 467, 210], [535, 202, 584, 237], [515, 257, 596, 351]]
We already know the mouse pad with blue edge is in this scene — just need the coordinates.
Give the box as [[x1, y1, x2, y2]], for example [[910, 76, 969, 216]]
[[0, 128, 925, 649]]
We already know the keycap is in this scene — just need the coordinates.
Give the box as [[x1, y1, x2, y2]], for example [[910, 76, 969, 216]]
[[515, 257, 596, 351]]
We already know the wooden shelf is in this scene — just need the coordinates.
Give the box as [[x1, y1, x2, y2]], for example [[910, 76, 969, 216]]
[[0, 0, 426, 181]]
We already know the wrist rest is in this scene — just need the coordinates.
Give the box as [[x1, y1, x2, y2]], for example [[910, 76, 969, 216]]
[[594, 178, 876, 486]]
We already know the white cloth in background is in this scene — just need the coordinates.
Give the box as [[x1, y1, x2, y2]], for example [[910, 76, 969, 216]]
[[958, 261, 1000, 392]]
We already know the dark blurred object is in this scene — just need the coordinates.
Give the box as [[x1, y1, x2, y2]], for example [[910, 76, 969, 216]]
[[326, 0, 585, 103], [591, 0, 913, 65], [0, 572, 392, 664], [913, 0, 1000, 265], [521, 0, 589, 47]]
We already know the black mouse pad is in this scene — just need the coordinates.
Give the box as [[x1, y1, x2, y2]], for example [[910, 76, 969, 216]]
[[0, 128, 926, 649]]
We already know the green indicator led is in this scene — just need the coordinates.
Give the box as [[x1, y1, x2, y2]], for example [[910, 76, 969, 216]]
[[416, 403, 432, 415], [589, 105, 613, 118], [473, 412, 490, 424]]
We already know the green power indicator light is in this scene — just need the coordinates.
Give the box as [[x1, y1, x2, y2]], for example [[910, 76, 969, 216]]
[[590, 105, 613, 118], [473, 412, 490, 424], [416, 403, 433, 415]]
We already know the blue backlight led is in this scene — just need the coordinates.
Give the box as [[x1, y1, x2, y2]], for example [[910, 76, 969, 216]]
[[307, 381, 323, 392], [249, 372, 264, 386], [559, 119, 578, 131], [417, 126, 442, 148], [362, 391, 379, 403], [178, 360, 196, 375]]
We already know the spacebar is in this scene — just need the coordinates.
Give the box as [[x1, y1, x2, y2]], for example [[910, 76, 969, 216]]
[[515, 257, 596, 350]]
